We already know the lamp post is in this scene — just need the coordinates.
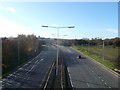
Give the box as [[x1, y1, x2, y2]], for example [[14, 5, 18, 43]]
[[42, 25, 75, 75], [103, 38, 105, 61], [18, 37, 20, 65]]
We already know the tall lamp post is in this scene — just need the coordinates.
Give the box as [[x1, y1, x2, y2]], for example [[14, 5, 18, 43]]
[[18, 37, 20, 65], [42, 25, 75, 75], [103, 38, 105, 61]]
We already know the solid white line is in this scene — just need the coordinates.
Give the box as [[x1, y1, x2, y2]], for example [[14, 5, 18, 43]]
[[43, 62, 54, 90], [67, 68, 74, 89], [61, 63, 63, 90]]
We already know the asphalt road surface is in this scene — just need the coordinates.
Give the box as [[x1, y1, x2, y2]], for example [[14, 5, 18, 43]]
[[2, 45, 56, 88], [60, 46, 119, 88], [2, 45, 119, 89]]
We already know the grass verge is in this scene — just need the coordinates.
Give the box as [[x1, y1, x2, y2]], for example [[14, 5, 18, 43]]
[[72, 46, 116, 70]]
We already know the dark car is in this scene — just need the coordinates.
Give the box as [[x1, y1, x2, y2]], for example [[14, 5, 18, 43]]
[[77, 55, 81, 59]]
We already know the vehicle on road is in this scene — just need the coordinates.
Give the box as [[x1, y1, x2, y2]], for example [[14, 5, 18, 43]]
[[77, 55, 81, 59]]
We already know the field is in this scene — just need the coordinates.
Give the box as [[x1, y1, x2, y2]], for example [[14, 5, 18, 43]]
[[72, 45, 119, 70]]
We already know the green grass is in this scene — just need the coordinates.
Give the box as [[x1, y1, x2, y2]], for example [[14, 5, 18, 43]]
[[72, 45, 118, 70]]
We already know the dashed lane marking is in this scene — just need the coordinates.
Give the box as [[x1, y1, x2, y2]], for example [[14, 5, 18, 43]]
[[40, 59, 44, 61], [105, 82, 107, 85], [101, 79, 104, 82], [86, 83, 90, 87]]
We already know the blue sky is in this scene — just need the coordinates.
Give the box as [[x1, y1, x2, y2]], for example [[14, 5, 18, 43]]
[[0, 2, 118, 39]]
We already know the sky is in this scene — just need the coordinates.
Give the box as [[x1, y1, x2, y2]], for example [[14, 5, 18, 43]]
[[0, 2, 118, 39]]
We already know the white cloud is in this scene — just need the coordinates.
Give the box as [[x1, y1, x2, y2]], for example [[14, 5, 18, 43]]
[[6, 7, 16, 12], [0, 17, 33, 37], [106, 29, 118, 33]]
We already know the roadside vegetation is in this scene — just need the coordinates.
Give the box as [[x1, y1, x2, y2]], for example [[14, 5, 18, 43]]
[[72, 45, 118, 70], [61, 37, 120, 70], [2, 34, 43, 76]]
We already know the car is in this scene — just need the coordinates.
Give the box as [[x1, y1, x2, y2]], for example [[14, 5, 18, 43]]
[[79, 55, 81, 58], [77, 55, 81, 59]]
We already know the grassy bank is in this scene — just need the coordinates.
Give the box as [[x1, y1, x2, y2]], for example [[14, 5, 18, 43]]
[[72, 45, 118, 70]]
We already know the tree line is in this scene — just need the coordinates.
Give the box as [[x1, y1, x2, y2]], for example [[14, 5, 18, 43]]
[[2, 34, 42, 75], [61, 37, 120, 47]]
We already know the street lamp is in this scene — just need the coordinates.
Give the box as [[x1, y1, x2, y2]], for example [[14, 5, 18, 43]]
[[103, 38, 105, 61], [42, 25, 75, 75], [18, 37, 20, 65]]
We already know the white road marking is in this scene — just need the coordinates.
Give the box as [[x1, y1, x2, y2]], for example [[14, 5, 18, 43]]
[[101, 79, 104, 82], [86, 83, 90, 87], [105, 82, 107, 85], [67, 68, 74, 89], [40, 59, 44, 61], [35, 60, 39, 64], [108, 86, 111, 88], [26, 65, 35, 74], [43, 62, 54, 90]]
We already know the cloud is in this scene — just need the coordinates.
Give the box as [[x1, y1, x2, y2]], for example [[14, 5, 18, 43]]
[[106, 29, 118, 33], [0, 17, 33, 37], [6, 7, 16, 12]]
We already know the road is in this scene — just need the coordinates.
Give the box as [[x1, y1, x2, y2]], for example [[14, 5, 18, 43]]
[[2, 45, 119, 89], [2, 45, 56, 88], [59, 46, 119, 88]]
